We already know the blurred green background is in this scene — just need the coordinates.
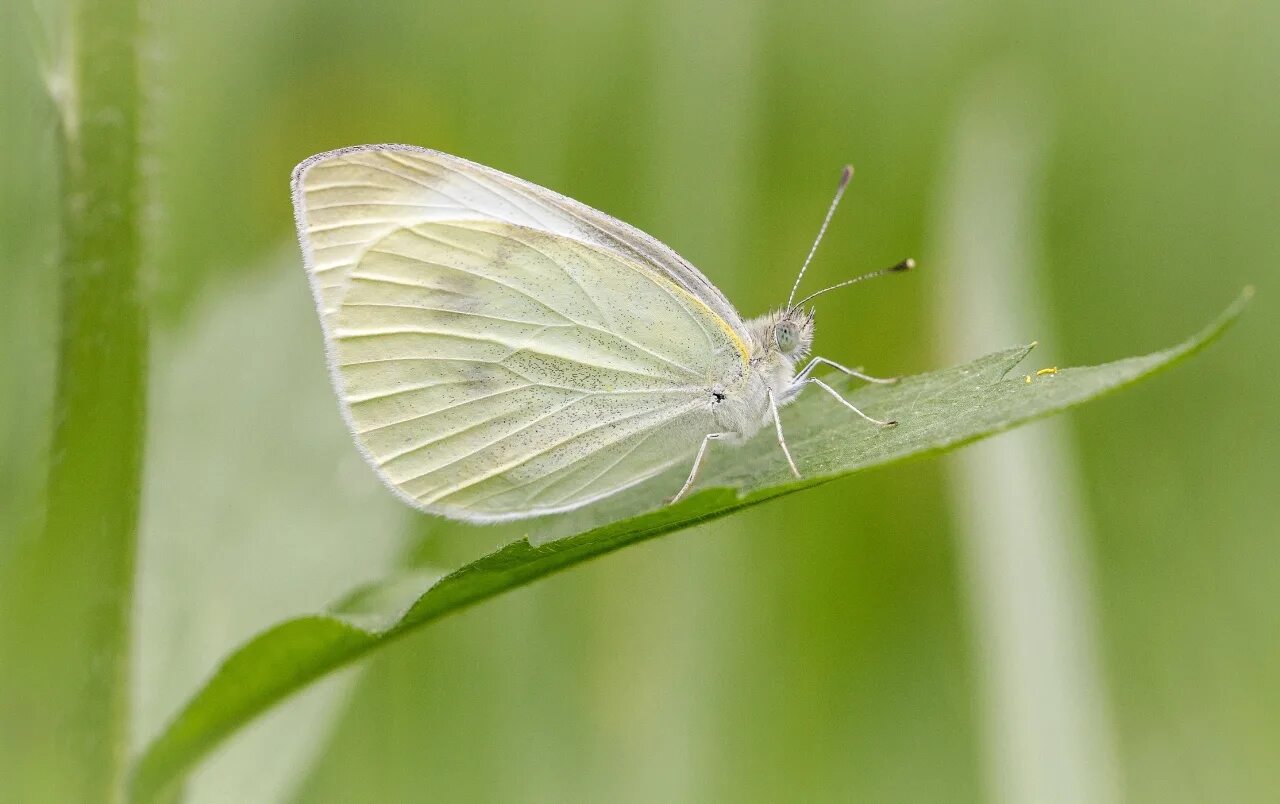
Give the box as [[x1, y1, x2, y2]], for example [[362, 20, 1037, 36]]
[[2, 0, 1277, 801]]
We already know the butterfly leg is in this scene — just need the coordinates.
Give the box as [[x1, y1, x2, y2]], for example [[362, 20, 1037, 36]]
[[669, 432, 732, 504], [794, 356, 899, 386], [767, 388, 802, 479], [806, 378, 897, 427]]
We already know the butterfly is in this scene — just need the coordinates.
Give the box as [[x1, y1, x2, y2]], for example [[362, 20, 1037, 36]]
[[292, 144, 911, 522]]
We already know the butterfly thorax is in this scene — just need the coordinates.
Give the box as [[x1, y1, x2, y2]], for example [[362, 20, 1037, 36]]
[[710, 308, 815, 438]]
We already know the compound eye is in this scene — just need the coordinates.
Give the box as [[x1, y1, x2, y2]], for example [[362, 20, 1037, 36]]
[[775, 322, 798, 353]]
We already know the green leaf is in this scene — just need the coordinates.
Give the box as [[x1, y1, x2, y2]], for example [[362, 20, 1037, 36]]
[[0, 0, 146, 801], [129, 289, 1251, 804]]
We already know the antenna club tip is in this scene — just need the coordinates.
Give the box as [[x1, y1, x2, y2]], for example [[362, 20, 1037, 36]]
[[893, 258, 916, 272], [838, 164, 854, 185]]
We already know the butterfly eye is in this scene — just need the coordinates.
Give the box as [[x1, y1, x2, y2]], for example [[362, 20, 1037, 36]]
[[775, 322, 799, 353]]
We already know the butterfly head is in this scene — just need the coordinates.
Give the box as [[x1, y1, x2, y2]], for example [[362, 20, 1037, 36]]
[[773, 308, 814, 356], [749, 307, 814, 364]]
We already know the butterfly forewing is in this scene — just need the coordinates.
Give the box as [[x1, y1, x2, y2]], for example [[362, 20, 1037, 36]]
[[295, 144, 750, 336]]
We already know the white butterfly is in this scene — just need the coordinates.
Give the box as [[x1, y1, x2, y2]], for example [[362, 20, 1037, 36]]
[[292, 144, 910, 522]]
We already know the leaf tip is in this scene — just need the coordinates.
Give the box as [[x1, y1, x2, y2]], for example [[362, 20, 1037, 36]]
[[1195, 286, 1254, 344]]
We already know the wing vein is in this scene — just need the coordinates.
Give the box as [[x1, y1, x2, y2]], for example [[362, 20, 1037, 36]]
[[338, 155, 437, 191], [424, 400, 702, 505], [306, 181, 407, 192], [544, 421, 674, 507], [360, 385, 532, 439], [395, 394, 593, 486], [363, 246, 572, 319], [338, 324, 677, 382], [348, 377, 497, 405], [389, 151, 558, 229], [466, 228, 708, 378], [344, 158, 492, 215], [342, 298, 705, 379], [305, 201, 464, 212], [308, 219, 416, 233], [341, 301, 562, 327]]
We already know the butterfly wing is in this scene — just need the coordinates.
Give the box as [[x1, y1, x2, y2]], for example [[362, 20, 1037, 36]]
[[294, 143, 749, 336], [294, 148, 749, 520]]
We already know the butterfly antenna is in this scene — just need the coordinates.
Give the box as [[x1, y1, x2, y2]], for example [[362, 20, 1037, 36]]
[[786, 164, 854, 309], [791, 258, 915, 309]]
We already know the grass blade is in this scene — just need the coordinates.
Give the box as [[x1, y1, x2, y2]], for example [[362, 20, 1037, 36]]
[[0, 0, 146, 801]]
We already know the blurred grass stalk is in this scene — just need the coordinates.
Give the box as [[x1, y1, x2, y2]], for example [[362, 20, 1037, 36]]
[[0, 0, 147, 801], [930, 71, 1122, 804]]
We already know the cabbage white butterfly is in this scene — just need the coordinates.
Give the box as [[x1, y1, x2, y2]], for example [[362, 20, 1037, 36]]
[[292, 144, 911, 522]]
